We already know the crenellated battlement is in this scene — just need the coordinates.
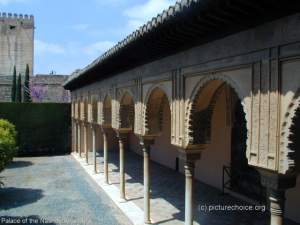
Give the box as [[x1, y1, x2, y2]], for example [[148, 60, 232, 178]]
[[0, 12, 34, 23]]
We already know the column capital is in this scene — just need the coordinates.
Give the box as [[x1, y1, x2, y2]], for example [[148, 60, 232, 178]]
[[256, 168, 298, 190], [90, 122, 99, 130], [138, 135, 156, 149], [177, 145, 207, 162], [99, 125, 111, 134], [115, 128, 131, 140]]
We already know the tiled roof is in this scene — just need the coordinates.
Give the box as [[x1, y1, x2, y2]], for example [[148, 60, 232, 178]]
[[65, 0, 204, 87]]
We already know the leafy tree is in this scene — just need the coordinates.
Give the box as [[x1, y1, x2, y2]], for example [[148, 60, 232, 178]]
[[23, 64, 31, 102], [16, 74, 22, 102], [0, 119, 18, 186], [11, 66, 16, 102], [24, 81, 48, 102]]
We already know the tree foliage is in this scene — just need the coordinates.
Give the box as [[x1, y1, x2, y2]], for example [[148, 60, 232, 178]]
[[23, 64, 31, 102], [0, 119, 18, 175], [16, 74, 22, 102], [11, 66, 16, 102]]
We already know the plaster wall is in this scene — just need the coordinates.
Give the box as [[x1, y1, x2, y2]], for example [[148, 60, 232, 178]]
[[194, 90, 231, 190], [150, 100, 178, 170], [96, 127, 104, 152], [286, 175, 300, 222], [108, 129, 119, 151], [129, 129, 143, 155]]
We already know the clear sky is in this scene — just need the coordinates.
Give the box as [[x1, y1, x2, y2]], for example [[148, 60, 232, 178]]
[[1, 0, 177, 75]]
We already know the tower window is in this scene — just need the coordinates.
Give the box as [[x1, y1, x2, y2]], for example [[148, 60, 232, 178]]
[[9, 25, 16, 29]]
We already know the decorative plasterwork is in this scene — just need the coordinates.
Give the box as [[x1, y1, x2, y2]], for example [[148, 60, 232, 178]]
[[280, 88, 300, 174], [258, 168, 298, 190], [77, 99, 81, 119]]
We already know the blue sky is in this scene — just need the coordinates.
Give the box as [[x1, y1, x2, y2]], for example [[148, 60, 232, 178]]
[[1, 0, 177, 75]]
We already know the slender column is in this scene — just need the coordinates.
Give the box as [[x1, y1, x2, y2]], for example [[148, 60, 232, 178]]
[[91, 125, 97, 173], [77, 122, 82, 157], [103, 131, 109, 184], [74, 121, 78, 153], [185, 161, 195, 225], [84, 122, 89, 164], [269, 189, 285, 225], [143, 145, 151, 224], [257, 169, 298, 225], [119, 135, 127, 202], [71, 119, 75, 152]]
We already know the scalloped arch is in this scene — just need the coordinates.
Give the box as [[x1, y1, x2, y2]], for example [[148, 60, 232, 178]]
[[185, 73, 249, 148], [144, 83, 171, 106], [102, 93, 112, 125], [143, 84, 171, 135], [118, 90, 135, 129], [280, 87, 300, 173]]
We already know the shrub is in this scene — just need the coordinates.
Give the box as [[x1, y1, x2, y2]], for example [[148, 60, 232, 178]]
[[0, 119, 18, 174]]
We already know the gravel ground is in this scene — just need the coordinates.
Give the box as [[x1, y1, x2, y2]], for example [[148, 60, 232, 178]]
[[0, 155, 132, 225]]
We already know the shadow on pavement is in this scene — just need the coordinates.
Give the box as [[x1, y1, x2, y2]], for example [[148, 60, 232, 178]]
[[0, 187, 44, 210], [6, 161, 33, 169], [0, 215, 57, 225]]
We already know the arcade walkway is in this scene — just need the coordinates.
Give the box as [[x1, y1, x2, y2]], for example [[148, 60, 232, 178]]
[[76, 150, 298, 225]]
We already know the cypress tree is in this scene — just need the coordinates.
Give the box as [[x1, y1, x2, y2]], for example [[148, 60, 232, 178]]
[[23, 64, 31, 102], [16, 74, 22, 102], [11, 66, 16, 102]]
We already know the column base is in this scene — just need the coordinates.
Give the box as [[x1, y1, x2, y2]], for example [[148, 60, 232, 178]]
[[119, 197, 127, 203], [144, 219, 151, 224]]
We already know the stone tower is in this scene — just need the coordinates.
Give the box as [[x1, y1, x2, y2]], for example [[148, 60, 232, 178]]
[[0, 13, 34, 76]]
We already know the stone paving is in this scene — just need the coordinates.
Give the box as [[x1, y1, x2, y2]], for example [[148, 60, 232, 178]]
[[81, 150, 298, 225], [0, 155, 132, 225]]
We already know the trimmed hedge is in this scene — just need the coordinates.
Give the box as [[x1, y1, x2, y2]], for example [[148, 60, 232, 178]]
[[0, 103, 71, 156]]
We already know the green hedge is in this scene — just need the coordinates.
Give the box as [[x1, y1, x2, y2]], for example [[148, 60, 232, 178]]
[[0, 103, 71, 156]]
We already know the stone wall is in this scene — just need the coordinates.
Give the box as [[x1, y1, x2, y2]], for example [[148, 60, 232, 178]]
[[0, 74, 70, 102]]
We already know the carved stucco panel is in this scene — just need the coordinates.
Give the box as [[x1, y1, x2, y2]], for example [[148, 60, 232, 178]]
[[259, 60, 270, 168], [251, 63, 260, 165], [269, 60, 279, 169], [134, 101, 142, 135]]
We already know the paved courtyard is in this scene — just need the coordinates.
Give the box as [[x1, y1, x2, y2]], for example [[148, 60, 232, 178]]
[[0, 155, 132, 225]]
